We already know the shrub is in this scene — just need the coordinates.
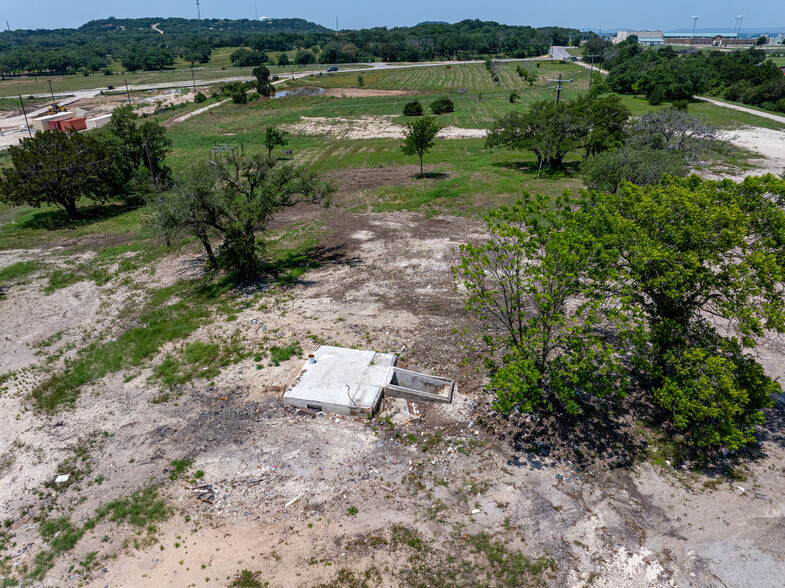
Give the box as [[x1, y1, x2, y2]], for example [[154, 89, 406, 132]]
[[403, 101, 423, 116], [430, 97, 454, 114], [194, 92, 207, 104]]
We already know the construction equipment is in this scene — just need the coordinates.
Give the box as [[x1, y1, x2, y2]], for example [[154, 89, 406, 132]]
[[42, 104, 68, 116]]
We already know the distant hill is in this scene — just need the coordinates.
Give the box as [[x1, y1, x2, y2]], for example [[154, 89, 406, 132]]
[[78, 17, 331, 35]]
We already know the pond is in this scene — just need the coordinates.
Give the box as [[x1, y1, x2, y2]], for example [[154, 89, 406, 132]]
[[269, 87, 325, 100]]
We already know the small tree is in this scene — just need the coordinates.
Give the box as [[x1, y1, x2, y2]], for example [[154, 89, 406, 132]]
[[631, 108, 721, 162], [401, 116, 440, 175], [487, 99, 588, 170], [264, 126, 289, 158], [148, 154, 334, 278], [403, 101, 423, 116], [231, 85, 248, 104], [429, 97, 455, 115], [194, 92, 207, 103], [252, 66, 274, 96], [580, 145, 688, 193], [277, 53, 290, 66], [357, 74, 365, 87]]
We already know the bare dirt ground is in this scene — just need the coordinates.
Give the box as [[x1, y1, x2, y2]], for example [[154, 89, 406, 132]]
[[2, 168, 785, 586], [285, 115, 489, 140], [322, 88, 418, 98]]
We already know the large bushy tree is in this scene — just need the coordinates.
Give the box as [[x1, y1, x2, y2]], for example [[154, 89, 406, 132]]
[[487, 96, 629, 169], [456, 175, 785, 451], [0, 130, 123, 217], [454, 195, 640, 416]]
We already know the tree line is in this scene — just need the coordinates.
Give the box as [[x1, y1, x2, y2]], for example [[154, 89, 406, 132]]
[[584, 37, 785, 113], [0, 18, 589, 76]]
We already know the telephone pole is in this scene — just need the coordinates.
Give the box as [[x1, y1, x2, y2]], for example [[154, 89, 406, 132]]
[[18, 95, 31, 137], [47, 80, 57, 110], [586, 54, 599, 97], [547, 73, 573, 103]]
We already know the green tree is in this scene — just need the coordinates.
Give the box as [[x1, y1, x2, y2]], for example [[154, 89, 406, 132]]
[[584, 175, 785, 449], [104, 105, 172, 186], [456, 176, 785, 451], [294, 50, 315, 65], [403, 101, 423, 116], [252, 66, 274, 96], [453, 195, 639, 416], [277, 53, 290, 66], [429, 97, 455, 114], [401, 116, 440, 174], [148, 154, 334, 278], [487, 99, 588, 170], [0, 131, 121, 217], [574, 94, 630, 156], [264, 126, 289, 158]]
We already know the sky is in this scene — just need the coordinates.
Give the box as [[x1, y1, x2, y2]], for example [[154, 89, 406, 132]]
[[3, 0, 784, 33]]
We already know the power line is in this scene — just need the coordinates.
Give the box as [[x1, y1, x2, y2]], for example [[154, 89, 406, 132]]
[[2, 153, 122, 175]]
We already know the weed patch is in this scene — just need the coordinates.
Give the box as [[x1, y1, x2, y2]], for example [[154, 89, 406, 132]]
[[95, 487, 170, 529], [269, 342, 302, 366], [32, 276, 238, 412], [0, 261, 37, 284]]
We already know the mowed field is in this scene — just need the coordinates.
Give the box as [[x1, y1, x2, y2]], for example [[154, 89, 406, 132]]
[[157, 60, 770, 216]]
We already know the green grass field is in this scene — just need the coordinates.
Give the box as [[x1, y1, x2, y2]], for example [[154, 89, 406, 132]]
[[296, 62, 588, 95]]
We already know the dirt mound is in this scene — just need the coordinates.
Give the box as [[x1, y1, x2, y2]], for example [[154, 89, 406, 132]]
[[285, 115, 488, 140], [322, 88, 417, 98]]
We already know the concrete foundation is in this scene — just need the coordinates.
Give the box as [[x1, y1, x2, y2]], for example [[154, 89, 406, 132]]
[[282, 346, 397, 416], [282, 345, 454, 416]]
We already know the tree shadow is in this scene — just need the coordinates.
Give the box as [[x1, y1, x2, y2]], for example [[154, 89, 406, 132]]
[[491, 160, 581, 178], [413, 172, 451, 180], [18, 203, 131, 231], [499, 386, 663, 471], [261, 244, 362, 288]]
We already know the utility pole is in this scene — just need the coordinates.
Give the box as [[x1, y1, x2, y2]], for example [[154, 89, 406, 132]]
[[190, 63, 197, 92], [124, 79, 131, 103], [6, 21, 13, 48], [47, 80, 57, 110], [143, 142, 156, 184], [18, 95, 31, 137], [547, 73, 573, 103], [196, 0, 201, 35], [586, 54, 599, 97]]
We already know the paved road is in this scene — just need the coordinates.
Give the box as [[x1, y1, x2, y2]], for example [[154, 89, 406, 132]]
[[550, 46, 574, 60], [697, 97, 785, 125]]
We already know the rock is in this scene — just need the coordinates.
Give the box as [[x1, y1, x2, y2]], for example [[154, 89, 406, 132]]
[[55, 474, 70, 484]]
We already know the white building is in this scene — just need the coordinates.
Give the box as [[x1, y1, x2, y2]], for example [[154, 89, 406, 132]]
[[612, 30, 665, 46]]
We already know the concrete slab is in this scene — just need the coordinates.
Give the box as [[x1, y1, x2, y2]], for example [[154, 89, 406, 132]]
[[282, 346, 397, 416]]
